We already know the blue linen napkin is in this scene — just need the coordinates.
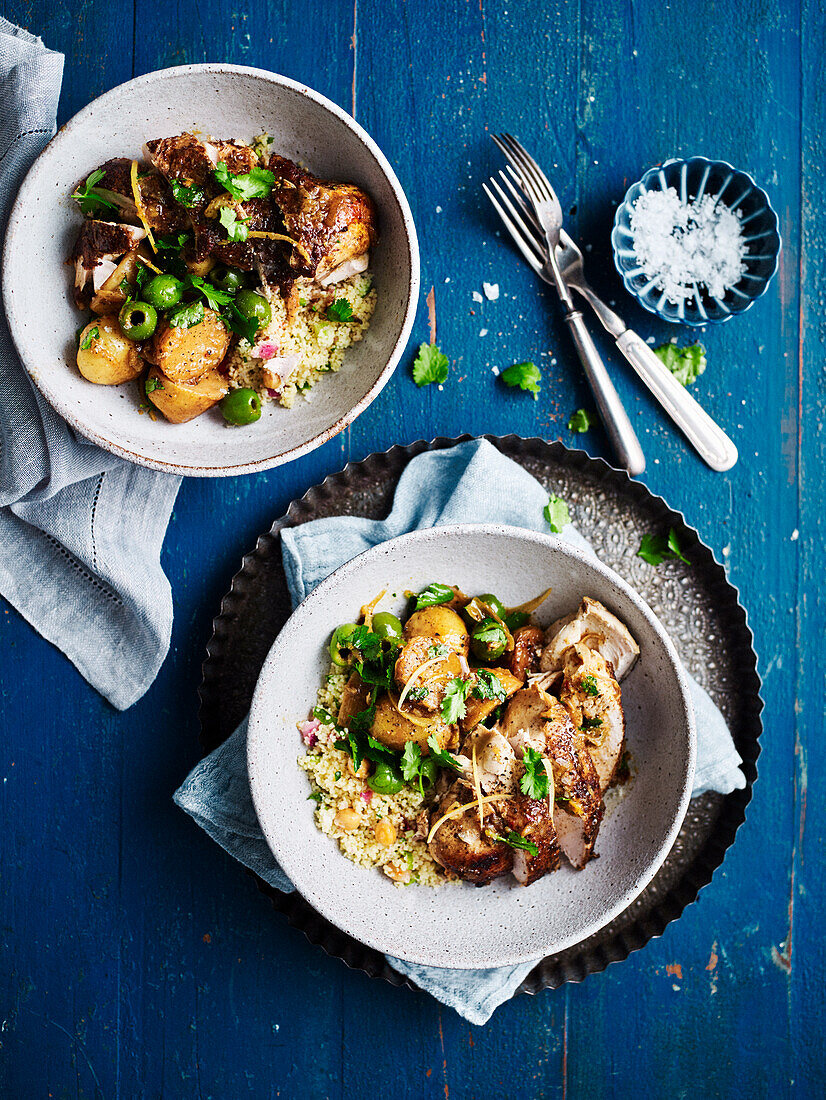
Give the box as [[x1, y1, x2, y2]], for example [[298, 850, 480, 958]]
[[0, 20, 181, 709], [175, 439, 745, 1024]]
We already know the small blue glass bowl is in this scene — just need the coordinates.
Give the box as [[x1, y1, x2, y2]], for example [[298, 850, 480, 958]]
[[611, 156, 781, 325]]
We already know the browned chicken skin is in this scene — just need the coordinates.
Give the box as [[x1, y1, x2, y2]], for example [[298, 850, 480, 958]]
[[427, 784, 513, 886]]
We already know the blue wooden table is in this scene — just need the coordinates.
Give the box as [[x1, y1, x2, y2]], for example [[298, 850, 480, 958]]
[[1, 1, 821, 1095]]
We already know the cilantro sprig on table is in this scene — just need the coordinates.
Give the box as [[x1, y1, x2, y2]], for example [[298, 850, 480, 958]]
[[637, 528, 690, 566], [412, 343, 449, 386], [500, 360, 541, 399], [568, 408, 595, 433], [653, 342, 707, 387], [543, 493, 571, 533]]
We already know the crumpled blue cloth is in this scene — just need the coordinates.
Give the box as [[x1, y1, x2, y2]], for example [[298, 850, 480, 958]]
[[0, 20, 180, 709], [175, 440, 745, 1024]]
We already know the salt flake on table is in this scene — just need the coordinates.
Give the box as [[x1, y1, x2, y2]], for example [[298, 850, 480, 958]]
[[472, 290, 483, 303], [479, 328, 488, 337], [483, 282, 499, 300]]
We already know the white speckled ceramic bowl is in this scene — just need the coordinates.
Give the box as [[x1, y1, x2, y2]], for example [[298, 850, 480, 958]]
[[2, 65, 419, 476], [248, 524, 696, 969]]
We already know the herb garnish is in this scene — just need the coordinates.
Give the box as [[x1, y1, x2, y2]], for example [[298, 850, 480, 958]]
[[327, 299, 354, 323], [186, 274, 234, 311], [71, 169, 118, 216], [580, 716, 603, 731], [427, 642, 450, 659], [543, 493, 571, 533], [441, 677, 472, 724], [568, 408, 595, 433], [169, 180, 205, 208], [145, 376, 163, 394], [218, 206, 249, 242], [413, 583, 454, 611], [412, 343, 449, 387], [488, 830, 539, 857], [407, 685, 430, 702], [156, 231, 191, 251], [581, 674, 600, 697], [520, 746, 549, 800], [168, 299, 205, 329], [500, 360, 541, 399], [637, 528, 690, 566], [307, 791, 323, 803], [312, 706, 334, 724], [79, 326, 99, 351], [214, 162, 276, 201], [472, 669, 507, 702], [654, 342, 707, 387], [425, 735, 463, 772]]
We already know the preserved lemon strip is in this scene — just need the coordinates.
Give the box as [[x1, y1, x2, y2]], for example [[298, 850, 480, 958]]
[[427, 794, 508, 846], [396, 655, 450, 712], [130, 160, 156, 252]]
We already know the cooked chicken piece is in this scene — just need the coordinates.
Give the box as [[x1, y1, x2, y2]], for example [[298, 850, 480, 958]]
[[427, 783, 513, 886], [393, 636, 464, 713], [461, 727, 519, 795], [460, 667, 522, 732], [69, 220, 146, 307], [189, 196, 289, 270], [88, 158, 188, 235], [144, 133, 258, 194], [268, 154, 377, 284], [90, 250, 138, 314], [144, 307, 231, 383], [540, 597, 640, 680], [499, 683, 603, 869], [403, 606, 469, 655], [559, 643, 626, 794], [337, 672, 372, 728], [508, 625, 545, 681], [369, 692, 454, 753], [499, 791, 561, 885]]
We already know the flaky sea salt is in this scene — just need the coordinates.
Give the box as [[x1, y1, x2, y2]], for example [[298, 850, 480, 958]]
[[628, 187, 746, 303]]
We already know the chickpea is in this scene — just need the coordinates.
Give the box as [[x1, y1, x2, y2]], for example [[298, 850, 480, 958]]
[[382, 860, 411, 884], [333, 807, 360, 832], [347, 756, 369, 779], [374, 820, 397, 847]]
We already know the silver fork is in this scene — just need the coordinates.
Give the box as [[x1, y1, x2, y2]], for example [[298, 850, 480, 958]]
[[490, 133, 645, 477], [485, 165, 739, 472]]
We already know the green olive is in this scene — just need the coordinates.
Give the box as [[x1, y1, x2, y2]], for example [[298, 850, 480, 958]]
[[470, 617, 508, 663], [371, 612, 403, 644], [118, 300, 157, 340], [220, 387, 262, 426], [479, 593, 507, 620], [143, 273, 183, 311], [210, 263, 248, 293], [367, 761, 405, 795], [329, 623, 360, 666], [235, 289, 272, 330], [505, 610, 530, 632]]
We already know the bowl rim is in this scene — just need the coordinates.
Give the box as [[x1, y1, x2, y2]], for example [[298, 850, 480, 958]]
[[610, 155, 781, 327], [2, 63, 420, 477], [247, 521, 698, 968]]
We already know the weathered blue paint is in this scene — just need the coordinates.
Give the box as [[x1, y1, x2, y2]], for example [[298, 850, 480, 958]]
[[0, 0, 819, 1095]]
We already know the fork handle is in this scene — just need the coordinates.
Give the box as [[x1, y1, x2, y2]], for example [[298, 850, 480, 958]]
[[615, 331, 738, 472], [564, 310, 646, 476]]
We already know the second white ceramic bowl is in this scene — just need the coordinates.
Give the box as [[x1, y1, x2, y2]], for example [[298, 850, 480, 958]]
[[248, 524, 696, 969], [3, 65, 419, 476]]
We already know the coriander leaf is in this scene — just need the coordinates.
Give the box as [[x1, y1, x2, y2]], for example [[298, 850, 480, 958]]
[[520, 745, 549, 800], [71, 169, 119, 216], [307, 791, 323, 803], [145, 376, 163, 394], [568, 408, 595, 433], [440, 678, 472, 725], [580, 716, 603, 731], [412, 342, 449, 387], [168, 299, 204, 329], [214, 161, 276, 200], [334, 731, 363, 771], [407, 685, 429, 702], [134, 263, 152, 293], [327, 298, 354, 323], [186, 273, 234, 310], [414, 583, 454, 611], [500, 360, 541, 399], [488, 830, 539, 857], [637, 528, 689, 566], [156, 231, 191, 251], [473, 669, 507, 702], [425, 735, 463, 772], [401, 741, 423, 783], [581, 674, 600, 697], [218, 205, 249, 242], [79, 326, 99, 351], [427, 643, 450, 659], [312, 706, 334, 723], [170, 179, 205, 208], [654, 341, 707, 387], [223, 299, 259, 344], [543, 493, 571, 533]]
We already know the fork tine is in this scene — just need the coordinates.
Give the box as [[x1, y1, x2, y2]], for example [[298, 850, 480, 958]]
[[484, 177, 545, 266], [483, 182, 545, 276], [498, 170, 543, 240], [493, 133, 554, 205]]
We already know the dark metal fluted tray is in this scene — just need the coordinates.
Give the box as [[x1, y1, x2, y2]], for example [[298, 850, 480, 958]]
[[198, 435, 762, 995]]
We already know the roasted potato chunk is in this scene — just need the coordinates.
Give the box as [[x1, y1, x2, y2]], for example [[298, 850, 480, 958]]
[[76, 316, 142, 385], [146, 307, 230, 383], [370, 693, 453, 752], [145, 365, 228, 423], [403, 606, 469, 656], [90, 251, 139, 314], [394, 636, 463, 711]]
